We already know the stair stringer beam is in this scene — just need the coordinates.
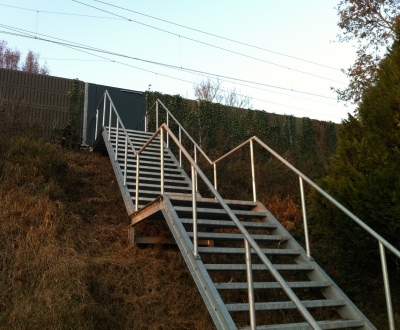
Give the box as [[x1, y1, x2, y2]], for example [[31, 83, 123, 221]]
[[98, 128, 135, 214], [253, 201, 376, 330], [160, 195, 237, 330]]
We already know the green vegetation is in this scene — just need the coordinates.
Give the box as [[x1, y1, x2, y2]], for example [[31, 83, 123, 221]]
[[311, 18, 400, 325]]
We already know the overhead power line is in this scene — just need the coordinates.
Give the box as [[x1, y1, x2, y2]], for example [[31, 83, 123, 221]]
[[94, 0, 341, 71], [72, 0, 346, 85], [0, 23, 338, 101]]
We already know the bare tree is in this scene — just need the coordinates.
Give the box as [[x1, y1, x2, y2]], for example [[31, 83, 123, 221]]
[[0, 40, 49, 75], [194, 78, 252, 109], [224, 87, 252, 109], [194, 78, 224, 103]]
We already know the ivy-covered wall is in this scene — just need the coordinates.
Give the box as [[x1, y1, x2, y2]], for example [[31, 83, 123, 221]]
[[145, 91, 338, 178]]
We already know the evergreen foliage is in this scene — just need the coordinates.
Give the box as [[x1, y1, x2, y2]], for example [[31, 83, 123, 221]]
[[311, 19, 400, 293]]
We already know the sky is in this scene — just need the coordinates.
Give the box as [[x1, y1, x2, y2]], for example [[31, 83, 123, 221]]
[[0, 0, 358, 123]]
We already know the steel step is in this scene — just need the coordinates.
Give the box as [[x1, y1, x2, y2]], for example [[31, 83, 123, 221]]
[[198, 247, 300, 255], [180, 218, 277, 229], [239, 319, 365, 330], [174, 206, 268, 219], [226, 299, 346, 312], [126, 176, 189, 187], [204, 264, 313, 271], [187, 232, 289, 242], [214, 280, 331, 290], [170, 196, 259, 210], [124, 166, 183, 175]]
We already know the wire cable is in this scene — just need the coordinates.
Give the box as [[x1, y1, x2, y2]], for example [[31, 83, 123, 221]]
[[72, 0, 346, 85], [0, 23, 338, 100], [94, 0, 341, 71]]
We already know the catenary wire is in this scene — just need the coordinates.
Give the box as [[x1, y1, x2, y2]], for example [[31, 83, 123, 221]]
[[94, 0, 341, 71], [72, 0, 346, 85], [0, 29, 343, 120], [0, 23, 338, 100]]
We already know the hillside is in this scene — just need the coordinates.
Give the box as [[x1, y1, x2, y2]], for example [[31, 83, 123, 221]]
[[0, 136, 214, 329]]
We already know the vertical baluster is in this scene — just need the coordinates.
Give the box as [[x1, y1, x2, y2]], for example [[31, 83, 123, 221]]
[[166, 112, 169, 148], [115, 120, 119, 161], [160, 128, 164, 194], [135, 154, 140, 212], [124, 136, 128, 186], [299, 176, 311, 258], [179, 126, 182, 167], [250, 139, 256, 202], [95, 109, 99, 139], [214, 163, 218, 190], [379, 242, 395, 330], [192, 165, 199, 258], [156, 101, 159, 129], [245, 239, 256, 330], [194, 145, 198, 191], [145, 115, 147, 133], [102, 93, 106, 127], [108, 102, 112, 141]]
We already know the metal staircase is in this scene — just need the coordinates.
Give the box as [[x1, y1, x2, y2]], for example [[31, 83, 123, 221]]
[[92, 91, 399, 330]]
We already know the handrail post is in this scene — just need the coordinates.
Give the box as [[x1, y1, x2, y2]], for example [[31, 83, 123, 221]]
[[179, 126, 182, 167], [299, 176, 311, 258], [160, 128, 164, 194], [156, 101, 159, 129], [250, 139, 256, 202], [379, 242, 395, 330], [115, 120, 119, 161], [95, 109, 99, 139], [213, 163, 217, 190], [245, 238, 256, 330], [124, 135, 128, 186], [166, 112, 169, 148], [194, 145, 198, 191], [102, 92, 106, 127], [144, 115, 147, 133], [108, 102, 112, 141], [192, 165, 199, 259], [135, 154, 140, 211]]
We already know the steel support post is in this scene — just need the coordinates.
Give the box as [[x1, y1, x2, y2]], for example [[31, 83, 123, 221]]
[[179, 126, 182, 167], [245, 238, 256, 330], [95, 109, 98, 139], [379, 242, 395, 330], [108, 103, 112, 141], [102, 93, 106, 127], [194, 145, 198, 191], [213, 163, 217, 190], [124, 136, 128, 186], [166, 112, 169, 148], [144, 115, 147, 133], [156, 101, 158, 129], [115, 120, 119, 161], [299, 176, 311, 257], [135, 154, 139, 211], [191, 165, 199, 258], [160, 128, 164, 194], [250, 139, 257, 202]]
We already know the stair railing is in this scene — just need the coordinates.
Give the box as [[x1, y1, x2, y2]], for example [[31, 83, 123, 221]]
[[94, 90, 137, 187], [141, 99, 399, 330], [135, 123, 323, 330]]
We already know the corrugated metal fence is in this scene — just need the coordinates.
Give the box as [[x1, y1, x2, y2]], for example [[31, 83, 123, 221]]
[[0, 68, 84, 139]]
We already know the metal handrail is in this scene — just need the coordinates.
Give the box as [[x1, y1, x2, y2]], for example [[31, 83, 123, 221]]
[[135, 123, 322, 330]]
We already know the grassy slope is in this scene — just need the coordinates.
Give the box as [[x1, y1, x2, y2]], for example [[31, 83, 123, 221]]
[[0, 136, 214, 330]]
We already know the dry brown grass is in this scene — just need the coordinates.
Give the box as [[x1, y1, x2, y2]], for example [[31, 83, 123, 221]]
[[0, 136, 213, 330]]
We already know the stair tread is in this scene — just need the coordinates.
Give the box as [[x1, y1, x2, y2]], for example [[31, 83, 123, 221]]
[[174, 206, 267, 217], [198, 247, 300, 255], [187, 232, 289, 241], [128, 183, 191, 190], [204, 263, 313, 271], [239, 319, 365, 330], [226, 299, 346, 311], [180, 218, 277, 229], [214, 281, 331, 290]]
